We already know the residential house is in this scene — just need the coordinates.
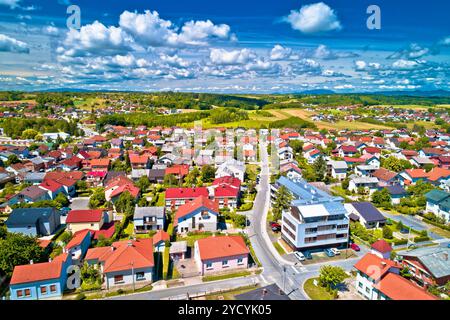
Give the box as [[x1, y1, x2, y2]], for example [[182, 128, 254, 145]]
[[66, 209, 106, 234], [9, 253, 73, 300], [133, 206, 165, 233], [397, 247, 450, 288], [425, 189, 450, 222], [6, 207, 61, 236], [174, 195, 219, 233], [152, 230, 170, 253], [345, 202, 386, 229], [348, 176, 379, 194], [215, 159, 245, 182], [354, 253, 436, 300], [210, 176, 241, 209], [372, 168, 400, 187], [385, 185, 408, 205], [194, 235, 249, 275], [85, 238, 154, 290], [64, 229, 92, 263], [165, 187, 209, 210], [327, 160, 348, 181]]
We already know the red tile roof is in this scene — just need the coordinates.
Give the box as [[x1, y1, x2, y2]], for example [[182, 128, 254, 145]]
[[153, 230, 170, 245], [66, 229, 92, 250], [165, 187, 209, 199], [374, 273, 437, 300], [165, 164, 189, 177], [104, 238, 154, 273], [174, 196, 219, 225], [212, 176, 241, 189], [10, 261, 63, 285], [196, 235, 249, 261], [214, 185, 239, 198], [39, 179, 63, 192], [66, 209, 104, 224], [354, 253, 399, 281], [371, 239, 393, 254]]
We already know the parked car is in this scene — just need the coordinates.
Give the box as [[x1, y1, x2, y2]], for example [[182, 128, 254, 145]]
[[350, 243, 360, 251], [400, 228, 410, 234], [294, 251, 305, 261], [303, 251, 313, 260], [324, 248, 335, 257], [269, 222, 281, 232], [447, 243, 450, 248], [330, 248, 341, 255]]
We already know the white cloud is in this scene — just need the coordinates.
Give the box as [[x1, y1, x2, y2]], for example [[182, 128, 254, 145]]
[[270, 44, 292, 60], [313, 44, 357, 60], [175, 20, 231, 45], [118, 10, 233, 47], [392, 59, 420, 70], [354, 60, 381, 71], [0, 33, 29, 53], [44, 25, 59, 36], [0, 0, 21, 9], [440, 36, 450, 46], [61, 21, 135, 57], [284, 2, 342, 34], [209, 48, 255, 65]]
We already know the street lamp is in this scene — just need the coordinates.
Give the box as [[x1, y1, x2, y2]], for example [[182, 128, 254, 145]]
[[282, 266, 287, 293]]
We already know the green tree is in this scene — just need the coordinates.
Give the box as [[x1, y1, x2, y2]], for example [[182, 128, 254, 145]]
[[396, 221, 404, 231], [89, 188, 106, 209], [272, 186, 293, 221], [382, 225, 393, 239], [136, 176, 150, 191], [184, 167, 200, 186], [55, 192, 70, 208], [6, 154, 20, 166], [313, 156, 327, 182], [318, 265, 347, 289], [0, 233, 46, 277], [22, 129, 39, 140], [114, 191, 136, 216], [201, 165, 216, 183], [372, 188, 391, 207]]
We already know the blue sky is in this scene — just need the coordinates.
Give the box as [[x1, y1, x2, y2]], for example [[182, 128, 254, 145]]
[[0, 0, 449, 93]]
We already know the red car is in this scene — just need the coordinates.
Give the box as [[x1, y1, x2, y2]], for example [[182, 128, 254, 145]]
[[269, 222, 281, 231], [350, 243, 360, 251]]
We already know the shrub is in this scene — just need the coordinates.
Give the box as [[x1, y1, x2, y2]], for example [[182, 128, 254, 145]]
[[75, 293, 86, 300]]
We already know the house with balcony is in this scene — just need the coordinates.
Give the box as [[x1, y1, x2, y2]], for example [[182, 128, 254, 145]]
[[327, 160, 348, 181], [133, 206, 165, 233], [275, 176, 350, 251], [425, 189, 450, 223], [353, 253, 436, 300], [173, 195, 219, 234], [396, 247, 450, 288]]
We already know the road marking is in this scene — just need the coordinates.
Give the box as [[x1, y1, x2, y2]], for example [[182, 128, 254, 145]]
[[291, 265, 300, 274]]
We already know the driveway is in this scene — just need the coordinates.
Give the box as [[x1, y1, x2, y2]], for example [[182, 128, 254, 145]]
[[70, 197, 90, 210]]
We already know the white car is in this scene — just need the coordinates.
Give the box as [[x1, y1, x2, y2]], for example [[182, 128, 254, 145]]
[[294, 251, 305, 261], [330, 248, 341, 255]]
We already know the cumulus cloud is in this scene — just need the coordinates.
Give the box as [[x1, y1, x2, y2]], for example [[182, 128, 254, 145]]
[[440, 36, 450, 46], [284, 2, 342, 34], [118, 10, 233, 47], [43, 25, 59, 36], [313, 44, 358, 60], [387, 43, 435, 60], [270, 44, 293, 61], [354, 60, 381, 71], [209, 48, 255, 65], [59, 21, 135, 57], [0, 33, 29, 53]]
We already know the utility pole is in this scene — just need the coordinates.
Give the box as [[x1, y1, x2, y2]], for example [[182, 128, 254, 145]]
[[282, 266, 287, 293]]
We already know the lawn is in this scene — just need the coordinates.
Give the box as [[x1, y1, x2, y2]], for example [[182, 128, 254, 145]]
[[155, 192, 165, 206], [202, 270, 252, 282], [303, 278, 335, 300], [273, 241, 285, 255]]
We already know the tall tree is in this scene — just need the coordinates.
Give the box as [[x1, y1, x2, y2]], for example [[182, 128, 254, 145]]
[[272, 186, 293, 221]]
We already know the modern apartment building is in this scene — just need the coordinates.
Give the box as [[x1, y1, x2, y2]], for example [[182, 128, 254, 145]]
[[272, 176, 350, 251]]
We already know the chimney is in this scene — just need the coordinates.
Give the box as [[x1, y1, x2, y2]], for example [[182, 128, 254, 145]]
[[48, 258, 52, 262], [381, 261, 386, 267]]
